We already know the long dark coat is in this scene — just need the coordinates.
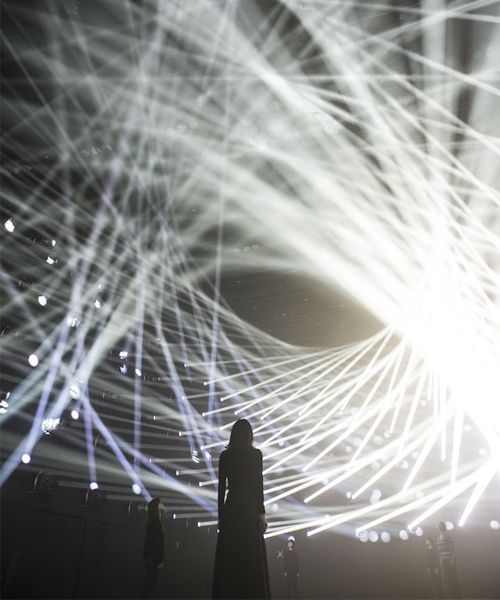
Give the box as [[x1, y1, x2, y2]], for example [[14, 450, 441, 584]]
[[212, 447, 271, 599]]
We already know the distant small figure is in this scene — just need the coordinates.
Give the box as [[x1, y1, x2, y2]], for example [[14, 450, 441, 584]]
[[212, 418, 271, 599], [436, 522, 461, 599], [283, 536, 300, 599], [141, 497, 165, 599], [424, 537, 444, 598]]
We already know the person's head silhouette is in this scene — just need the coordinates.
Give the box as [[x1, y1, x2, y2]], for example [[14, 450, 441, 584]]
[[147, 497, 165, 524], [228, 418, 253, 451]]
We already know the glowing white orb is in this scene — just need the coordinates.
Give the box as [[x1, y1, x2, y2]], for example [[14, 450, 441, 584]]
[[489, 520, 500, 530], [89, 481, 99, 490], [4, 219, 15, 232], [71, 409, 80, 420], [21, 453, 31, 464], [28, 354, 39, 367], [132, 483, 141, 495], [368, 531, 379, 543], [37, 295, 47, 306]]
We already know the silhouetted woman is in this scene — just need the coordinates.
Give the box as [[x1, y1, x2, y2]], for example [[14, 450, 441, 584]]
[[212, 419, 271, 599], [141, 497, 165, 599]]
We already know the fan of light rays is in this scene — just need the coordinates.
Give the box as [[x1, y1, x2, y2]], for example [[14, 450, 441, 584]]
[[1, 0, 499, 535]]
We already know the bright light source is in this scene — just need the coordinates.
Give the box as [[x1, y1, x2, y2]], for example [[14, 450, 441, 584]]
[[71, 409, 80, 420], [399, 530, 409, 540], [381, 531, 391, 543], [119, 351, 128, 359], [490, 520, 500, 530], [445, 521, 454, 530], [28, 354, 39, 367], [135, 368, 142, 377], [51, 239, 56, 247], [368, 531, 379, 542], [132, 483, 141, 495], [21, 453, 31, 464], [70, 384, 80, 399], [94, 299, 101, 308], [42, 417, 61, 435], [89, 481, 99, 490], [414, 526, 423, 537], [4, 219, 15, 232], [37, 295, 47, 306], [46, 257, 55, 265]]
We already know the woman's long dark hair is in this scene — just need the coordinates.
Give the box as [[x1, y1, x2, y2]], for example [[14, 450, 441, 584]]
[[227, 418, 253, 452], [146, 497, 162, 527]]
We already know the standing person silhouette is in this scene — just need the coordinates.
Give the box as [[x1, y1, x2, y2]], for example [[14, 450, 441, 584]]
[[212, 419, 271, 599], [424, 537, 444, 598], [141, 497, 165, 599], [436, 522, 461, 599], [283, 537, 300, 599]]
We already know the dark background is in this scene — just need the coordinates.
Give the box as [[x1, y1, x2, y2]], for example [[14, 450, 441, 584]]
[[2, 471, 499, 599]]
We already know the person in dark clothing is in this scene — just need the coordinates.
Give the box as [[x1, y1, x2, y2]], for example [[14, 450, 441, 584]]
[[436, 522, 461, 599], [141, 497, 165, 599], [212, 418, 271, 599], [425, 537, 444, 598], [283, 537, 299, 599]]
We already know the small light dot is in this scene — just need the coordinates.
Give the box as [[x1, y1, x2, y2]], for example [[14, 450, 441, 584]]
[[381, 531, 391, 543], [132, 483, 141, 495], [28, 354, 39, 367], [5, 219, 15, 233], [46, 257, 55, 265], [490, 520, 500, 530], [71, 409, 80, 420], [399, 530, 409, 540], [89, 481, 99, 490], [38, 295, 47, 306], [94, 299, 101, 309], [21, 453, 31, 464], [415, 526, 423, 536], [119, 351, 128, 359], [135, 368, 142, 377], [51, 239, 56, 247]]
